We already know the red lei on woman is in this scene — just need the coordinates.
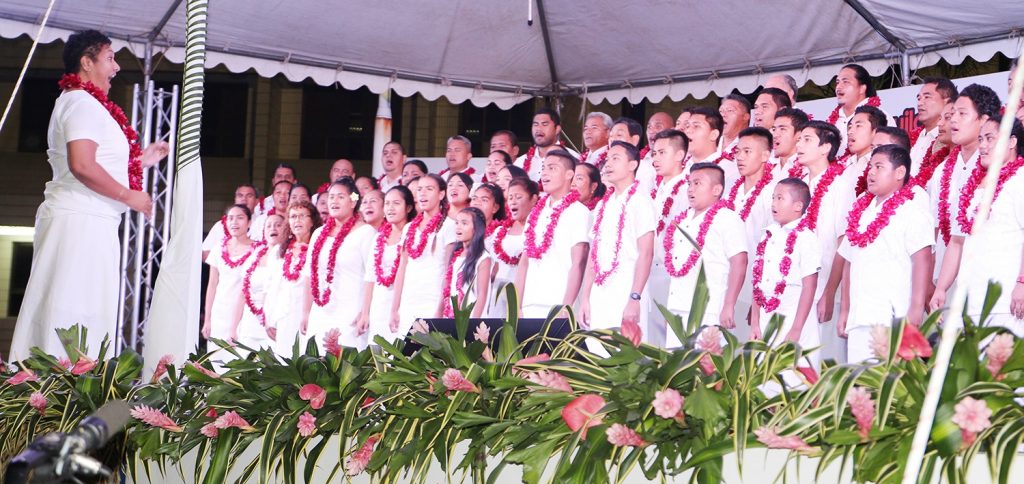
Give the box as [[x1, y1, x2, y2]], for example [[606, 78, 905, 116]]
[[242, 244, 270, 326], [751, 227, 801, 312], [845, 184, 917, 248], [523, 190, 581, 259], [936, 145, 964, 245], [726, 167, 774, 221], [310, 216, 360, 306], [591, 180, 640, 285], [583, 194, 604, 211], [826, 96, 881, 125], [221, 235, 255, 269], [663, 200, 730, 277], [441, 246, 466, 317], [656, 176, 689, 233], [58, 73, 143, 191], [282, 240, 309, 282], [404, 211, 445, 259], [799, 162, 846, 231], [373, 223, 402, 287], [439, 167, 476, 178], [956, 156, 1024, 235], [493, 219, 522, 265]]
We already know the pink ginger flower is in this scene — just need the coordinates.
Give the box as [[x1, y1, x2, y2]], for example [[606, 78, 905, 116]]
[[187, 361, 220, 379], [7, 369, 38, 385], [606, 423, 647, 447], [869, 325, 891, 359], [754, 426, 813, 452], [652, 388, 684, 419], [846, 386, 875, 439], [952, 397, 992, 435], [57, 357, 72, 370], [200, 422, 218, 438], [130, 405, 183, 432], [525, 369, 573, 392], [411, 319, 429, 334], [513, 353, 550, 375], [71, 356, 97, 376], [621, 319, 642, 347], [29, 392, 47, 415], [345, 435, 380, 476], [323, 328, 342, 358], [474, 322, 490, 343], [985, 333, 1014, 379], [297, 411, 317, 437], [214, 410, 253, 430], [151, 354, 174, 383], [481, 346, 495, 363], [441, 368, 479, 393], [696, 327, 723, 376], [299, 383, 327, 409], [561, 394, 606, 438]]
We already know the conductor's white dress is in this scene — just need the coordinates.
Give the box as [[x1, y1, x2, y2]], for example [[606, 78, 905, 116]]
[[11, 90, 129, 360], [306, 223, 376, 350]]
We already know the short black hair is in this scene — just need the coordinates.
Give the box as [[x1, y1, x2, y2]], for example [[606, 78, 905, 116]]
[[689, 162, 725, 188], [502, 164, 529, 179], [959, 84, 1002, 120], [613, 117, 643, 138], [872, 144, 912, 184], [985, 117, 1024, 155], [853, 105, 889, 130], [723, 93, 753, 114], [63, 30, 112, 74], [610, 140, 641, 173], [874, 126, 911, 150], [777, 178, 811, 214], [689, 107, 725, 143], [774, 107, 809, 130], [922, 76, 958, 102], [651, 128, 689, 153], [758, 87, 793, 109], [534, 107, 561, 126], [384, 140, 406, 154], [544, 148, 578, 171], [330, 177, 363, 212], [275, 162, 297, 178], [491, 129, 519, 147], [840, 63, 876, 97], [355, 174, 381, 191], [801, 120, 843, 162], [403, 159, 429, 174], [739, 126, 773, 151], [489, 149, 513, 165]]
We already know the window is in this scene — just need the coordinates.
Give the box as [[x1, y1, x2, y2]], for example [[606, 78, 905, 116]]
[[458, 102, 534, 156], [200, 80, 248, 157], [300, 84, 378, 160]]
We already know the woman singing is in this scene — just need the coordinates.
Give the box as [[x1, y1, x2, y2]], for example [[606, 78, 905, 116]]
[[10, 30, 168, 359], [202, 205, 255, 342]]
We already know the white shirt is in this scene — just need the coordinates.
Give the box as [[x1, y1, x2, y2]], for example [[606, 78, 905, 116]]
[[928, 148, 979, 233], [961, 172, 1024, 317], [841, 152, 872, 192], [832, 98, 892, 156], [582, 145, 608, 165], [694, 151, 741, 191], [636, 152, 657, 196], [803, 166, 857, 306], [439, 166, 483, 185], [755, 220, 822, 323], [770, 153, 802, 180], [666, 205, 747, 321], [515, 146, 580, 182], [728, 175, 778, 252], [909, 127, 939, 176], [379, 174, 402, 192], [838, 186, 934, 330], [521, 195, 590, 312]]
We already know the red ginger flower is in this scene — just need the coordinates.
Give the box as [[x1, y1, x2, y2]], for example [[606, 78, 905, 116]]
[[985, 333, 1014, 379], [441, 368, 479, 393], [606, 423, 647, 447], [846, 386, 875, 439], [131, 405, 182, 432], [561, 394, 605, 438], [200, 423, 218, 438], [754, 426, 812, 452], [299, 384, 327, 409], [525, 369, 573, 392], [71, 356, 97, 376], [345, 435, 380, 476], [151, 354, 174, 383], [323, 328, 342, 358], [214, 410, 253, 430], [7, 368, 38, 385], [29, 392, 47, 415]]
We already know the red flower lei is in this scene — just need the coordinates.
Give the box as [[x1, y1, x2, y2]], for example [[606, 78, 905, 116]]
[[523, 190, 581, 259], [521, 142, 563, 175], [656, 175, 689, 234], [404, 211, 445, 259], [579, 148, 609, 167], [751, 226, 801, 312], [439, 167, 476, 178], [908, 126, 923, 149], [590, 180, 640, 285], [720, 143, 739, 161], [220, 216, 229, 238], [58, 73, 143, 191], [956, 156, 1024, 235], [845, 184, 917, 248], [373, 223, 402, 287], [310, 216, 359, 306], [726, 166, 774, 221], [583, 193, 604, 211], [221, 234, 255, 269], [936, 145, 964, 245], [317, 182, 330, 195], [485, 219, 502, 237], [826, 96, 881, 125], [493, 219, 522, 265], [242, 244, 270, 326], [854, 160, 871, 197], [663, 200, 730, 277], [911, 143, 950, 189], [441, 246, 466, 317], [786, 161, 806, 179], [639, 146, 650, 160], [800, 162, 846, 231], [282, 240, 309, 282]]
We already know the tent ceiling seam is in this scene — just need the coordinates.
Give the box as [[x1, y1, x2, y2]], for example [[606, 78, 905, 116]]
[[148, 0, 184, 41], [843, 0, 907, 52], [534, 0, 560, 93]]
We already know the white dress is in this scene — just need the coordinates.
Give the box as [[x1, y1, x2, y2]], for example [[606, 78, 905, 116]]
[[205, 244, 254, 340], [487, 228, 524, 320], [397, 217, 456, 332], [236, 248, 273, 350], [366, 229, 403, 343], [448, 251, 494, 314], [264, 245, 311, 357], [306, 223, 376, 350], [11, 90, 129, 360]]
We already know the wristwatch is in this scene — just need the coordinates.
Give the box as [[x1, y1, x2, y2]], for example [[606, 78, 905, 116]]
[[629, 292, 641, 301]]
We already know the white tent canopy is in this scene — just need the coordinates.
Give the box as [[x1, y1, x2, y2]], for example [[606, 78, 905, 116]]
[[2, 0, 1023, 108]]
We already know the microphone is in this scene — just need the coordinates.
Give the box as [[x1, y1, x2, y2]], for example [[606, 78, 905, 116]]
[[58, 399, 132, 456]]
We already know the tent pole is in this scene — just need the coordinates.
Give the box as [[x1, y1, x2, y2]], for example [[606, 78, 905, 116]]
[[371, 90, 393, 177], [900, 50, 911, 86]]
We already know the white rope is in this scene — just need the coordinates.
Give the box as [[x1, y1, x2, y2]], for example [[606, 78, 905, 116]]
[[0, 0, 58, 134]]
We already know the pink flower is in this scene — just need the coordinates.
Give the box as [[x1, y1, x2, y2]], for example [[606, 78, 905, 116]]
[[411, 319, 429, 334], [214, 410, 253, 430], [345, 435, 380, 476], [952, 397, 992, 434], [130, 405, 183, 432], [481, 346, 495, 363], [621, 319, 642, 347], [297, 411, 316, 437], [29, 392, 46, 415], [897, 324, 932, 361], [525, 369, 573, 392], [187, 361, 220, 379], [606, 423, 647, 447], [71, 356, 98, 376], [515, 353, 551, 367], [299, 384, 327, 409], [200, 422, 219, 438], [985, 333, 1014, 378], [869, 325, 891, 359], [796, 366, 819, 385], [652, 389, 684, 419], [57, 357, 72, 370], [206, 408, 219, 418], [754, 426, 813, 452], [474, 322, 490, 343], [151, 354, 174, 383], [441, 368, 479, 393], [696, 327, 723, 355], [846, 386, 875, 439], [6, 369, 38, 385], [323, 329, 342, 358], [698, 355, 716, 376], [561, 394, 605, 438]]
